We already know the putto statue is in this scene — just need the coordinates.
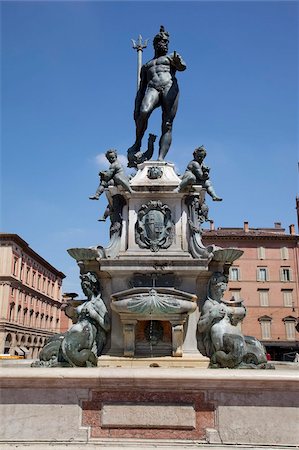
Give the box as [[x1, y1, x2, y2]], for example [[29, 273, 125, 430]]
[[32, 272, 110, 367], [197, 272, 272, 369], [128, 26, 186, 168], [178, 146, 222, 201], [89, 149, 132, 200]]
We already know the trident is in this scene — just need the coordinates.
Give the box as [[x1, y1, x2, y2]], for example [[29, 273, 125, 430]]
[[131, 34, 148, 91]]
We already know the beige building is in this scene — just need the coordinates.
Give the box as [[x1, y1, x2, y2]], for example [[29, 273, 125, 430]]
[[203, 221, 299, 360], [0, 234, 65, 358]]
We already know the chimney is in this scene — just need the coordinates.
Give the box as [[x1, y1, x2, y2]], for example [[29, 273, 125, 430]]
[[289, 224, 295, 236], [296, 196, 299, 232], [244, 221, 249, 232], [210, 220, 215, 231], [274, 222, 282, 229]]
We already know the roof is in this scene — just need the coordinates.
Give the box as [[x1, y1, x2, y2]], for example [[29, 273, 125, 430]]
[[0, 233, 65, 279], [202, 228, 299, 241]]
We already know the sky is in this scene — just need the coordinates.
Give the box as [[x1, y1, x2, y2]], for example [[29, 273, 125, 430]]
[[1, 1, 298, 296]]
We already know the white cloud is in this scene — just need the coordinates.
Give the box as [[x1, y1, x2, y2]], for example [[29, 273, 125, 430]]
[[94, 152, 128, 168], [95, 153, 109, 168], [117, 154, 128, 167]]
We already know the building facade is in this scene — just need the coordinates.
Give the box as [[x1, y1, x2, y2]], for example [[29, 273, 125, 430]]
[[0, 234, 65, 358], [203, 222, 299, 360]]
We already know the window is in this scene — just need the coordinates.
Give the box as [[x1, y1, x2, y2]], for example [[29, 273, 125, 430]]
[[283, 317, 296, 340], [26, 267, 30, 284], [29, 310, 34, 326], [257, 267, 268, 282], [280, 267, 292, 282], [37, 275, 41, 290], [21, 263, 25, 281], [259, 289, 269, 307], [9, 303, 15, 321], [259, 317, 272, 339], [16, 305, 21, 322], [280, 247, 289, 260], [42, 277, 46, 292], [282, 290, 293, 307], [257, 247, 266, 260], [32, 271, 36, 287], [23, 308, 28, 325], [13, 257, 18, 276], [229, 289, 241, 300], [229, 267, 240, 281]]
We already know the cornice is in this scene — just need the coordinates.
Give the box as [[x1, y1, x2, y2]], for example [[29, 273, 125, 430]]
[[0, 321, 56, 336], [0, 233, 65, 279], [0, 276, 62, 307], [202, 231, 299, 243]]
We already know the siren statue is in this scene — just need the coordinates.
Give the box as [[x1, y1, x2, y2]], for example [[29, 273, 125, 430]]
[[32, 272, 110, 367], [197, 272, 272, 369]]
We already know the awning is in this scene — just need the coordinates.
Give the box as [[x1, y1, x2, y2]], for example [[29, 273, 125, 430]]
[[19, 346, 30, 354], [13, 347, 23, 356], [263, 341, 299, 348]]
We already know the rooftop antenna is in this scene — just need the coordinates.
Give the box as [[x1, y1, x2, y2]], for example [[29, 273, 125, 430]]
[[131, 34, 148, 91]]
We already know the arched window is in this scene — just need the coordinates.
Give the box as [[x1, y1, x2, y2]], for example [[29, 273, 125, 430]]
[[9, 302, 15, 321], [283, 316, 297, 340], [29, 309, 34, 326], [258, 316, 272, 340], [4, 333, 12, 354], [23, 307, 28, 325]]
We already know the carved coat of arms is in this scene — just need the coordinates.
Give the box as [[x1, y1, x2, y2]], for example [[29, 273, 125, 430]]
[[135, 200, 174, 252]]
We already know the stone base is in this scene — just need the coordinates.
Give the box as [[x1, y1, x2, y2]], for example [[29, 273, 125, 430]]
[[0, 367, 298, 447], [97, 354, 210, 368]]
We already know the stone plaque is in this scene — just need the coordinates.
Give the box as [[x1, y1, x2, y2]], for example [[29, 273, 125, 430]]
[[101, 403, 196, 429]]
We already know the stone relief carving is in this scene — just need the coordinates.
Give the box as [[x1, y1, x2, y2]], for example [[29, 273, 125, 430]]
[[111, 287, 197, 317], [197, 271, 274, 369], [185, 194, 215, 260], [147, 166, 163, 179], [135, 200, 174, 252], [32, 272, 110, 368], [98, 194, 127, 259]]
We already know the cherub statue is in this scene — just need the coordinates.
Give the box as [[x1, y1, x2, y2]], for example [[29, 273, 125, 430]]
[[197, 272, 272, 369], [89, 149, 132, 200], [178, 146, 222, 201]]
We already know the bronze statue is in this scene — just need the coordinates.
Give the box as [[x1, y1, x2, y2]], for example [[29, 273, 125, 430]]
[[89, 149, 132, 200], [32, 272, 110, 367], [178, 146, 222, 201], [128, 26, 186, 167], [197, 272, 272, 369]]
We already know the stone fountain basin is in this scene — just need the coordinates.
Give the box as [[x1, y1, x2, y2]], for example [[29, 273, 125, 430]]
[[111, 287, 197, 316]]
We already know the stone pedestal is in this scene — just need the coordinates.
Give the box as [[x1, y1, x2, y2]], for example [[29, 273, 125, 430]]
[[1, 366, 298, 447], [68, 161, 215, 361], [67, 161, 236, 363]]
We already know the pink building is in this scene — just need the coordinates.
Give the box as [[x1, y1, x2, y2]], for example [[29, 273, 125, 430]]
[[0, 234, 65, 358], [203, 222, 299, 360]]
